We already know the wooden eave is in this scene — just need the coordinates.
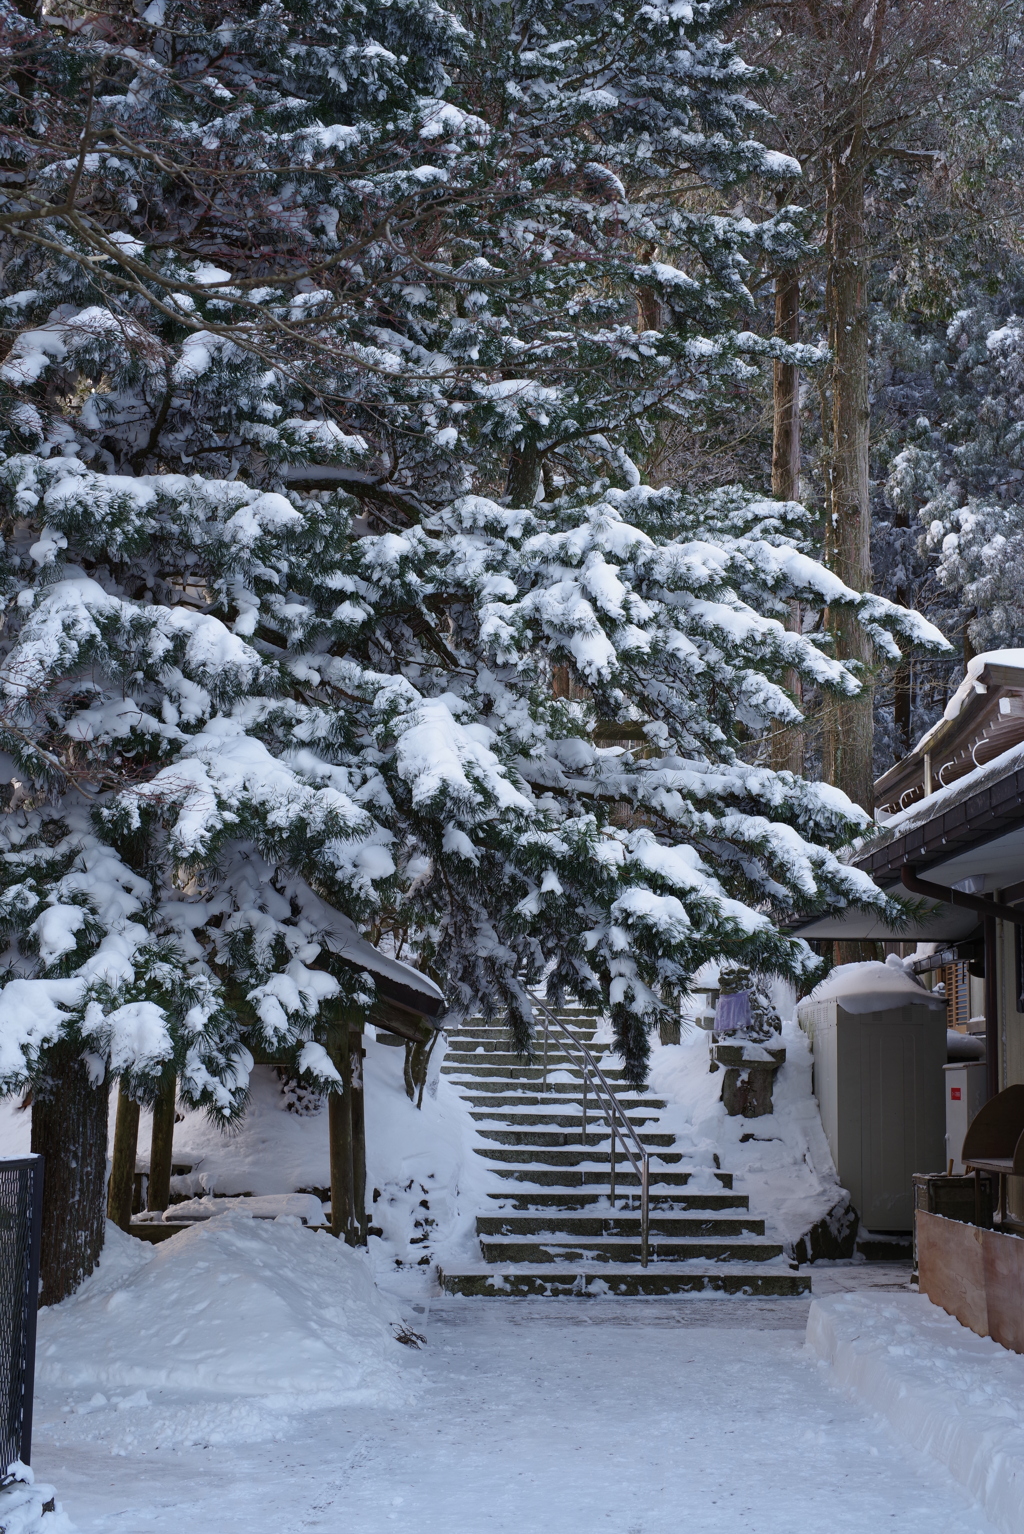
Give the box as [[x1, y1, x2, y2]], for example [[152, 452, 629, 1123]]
[[856, 757, 1024, 887], [874, 663, 1024, 817]]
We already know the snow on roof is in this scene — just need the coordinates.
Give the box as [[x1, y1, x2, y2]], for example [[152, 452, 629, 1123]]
[[914, 649, 1024, 757], [803, 959, 947, 1015], [326, 913, 445, 1012]]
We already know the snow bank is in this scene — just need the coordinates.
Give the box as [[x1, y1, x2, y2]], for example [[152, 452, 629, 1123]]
[[807, 1292, 1024, 1534], [140, 1193, 326, 1224], [804, 958, 946, 1014], [36, 1216, 413, 1404], [646, 1015, 846, 1253]]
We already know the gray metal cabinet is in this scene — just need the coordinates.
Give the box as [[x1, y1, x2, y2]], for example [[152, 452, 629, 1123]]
[[798, 998, 947, 1230]]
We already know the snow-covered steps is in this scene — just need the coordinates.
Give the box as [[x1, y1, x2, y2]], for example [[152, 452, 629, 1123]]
[[437, 1264, 809, 1297], [476, 1212, 767, 1239], [441, 1014, 806, 1298], [486, 1189, 746, 1211]]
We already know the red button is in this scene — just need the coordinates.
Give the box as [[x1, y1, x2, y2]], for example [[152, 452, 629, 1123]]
[[951, 1087, 962, 1100]]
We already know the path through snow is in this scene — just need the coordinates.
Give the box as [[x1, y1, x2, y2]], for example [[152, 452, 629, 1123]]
[[34, 1281, 996, 1534]]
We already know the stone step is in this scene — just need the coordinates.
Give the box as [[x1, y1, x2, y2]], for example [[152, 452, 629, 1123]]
[[488, 1167, 732, 1188], [474, 1128, 676, 1148], [443, 1053, 616, 1072], [446, 1077, 656, 1097], [476, 1213, 765, 1238], [477, 1235, 785, 1264], [441, 1065, 632, 1083], [469, 1111, 659, 1130], [484, 1190, 749, 1211], [474, 1146, 684, 1167], [459, 1094, 668, 1111], [438, 1265, 809, 1298]]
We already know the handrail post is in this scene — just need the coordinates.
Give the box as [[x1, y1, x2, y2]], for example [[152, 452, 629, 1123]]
[[609, 1118, 616, 1207], [641, 1154, 650, 1268], [543, 1014, 548, 1089], [582, 1073, 587, 1140]]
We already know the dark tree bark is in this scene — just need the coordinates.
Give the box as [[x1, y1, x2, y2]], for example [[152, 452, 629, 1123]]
[[770, 246, 805, 776], [893, 660, 912, 757], [31, 1050, 109, 1306], [505, 439, 542, 507], [771, 267, 801, 503], [147, 1072, 176, 1212], [822, 152, 875, 814], [107, 1084, 139, 1230]]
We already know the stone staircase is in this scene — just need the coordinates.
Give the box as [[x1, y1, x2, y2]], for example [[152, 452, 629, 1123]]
[[437, 1009, 809, 1297]]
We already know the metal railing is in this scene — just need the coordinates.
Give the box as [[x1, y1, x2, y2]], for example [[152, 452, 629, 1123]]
[[532, 999, 651, 1267]]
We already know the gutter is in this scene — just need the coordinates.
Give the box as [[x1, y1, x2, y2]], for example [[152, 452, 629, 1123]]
[[901, 867, 1024, 1099]]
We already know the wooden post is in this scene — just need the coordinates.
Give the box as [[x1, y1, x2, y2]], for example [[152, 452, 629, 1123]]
[[326, 1023, 356, 1242], [349, 1028, 368, 1246], [147, 1072, 176, 1212], [107, 1083, 140, 1231]]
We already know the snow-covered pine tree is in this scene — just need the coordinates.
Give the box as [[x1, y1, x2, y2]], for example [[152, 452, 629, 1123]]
[[885, 276, 1024, 654], [0, 0, 949, 1297]]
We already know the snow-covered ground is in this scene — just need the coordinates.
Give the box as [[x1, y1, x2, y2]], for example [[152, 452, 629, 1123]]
[[810, 1291, 1024, 1534], [6, 1017, 1015, 1533], [32, 1283, 1000, 1534]]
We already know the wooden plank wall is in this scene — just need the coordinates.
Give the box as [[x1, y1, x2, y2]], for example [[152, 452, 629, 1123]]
[[917, 1210, 1024, 1353]]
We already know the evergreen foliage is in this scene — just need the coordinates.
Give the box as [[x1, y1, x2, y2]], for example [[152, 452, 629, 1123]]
[[0, 0, 948, 1106]]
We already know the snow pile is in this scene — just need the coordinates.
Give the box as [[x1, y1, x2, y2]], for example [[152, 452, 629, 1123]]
[[804, 958, 947, 1014], [646, 1014, 847, 1254], [0, 1467, 76, 1534], [36, 1216, 413, 1405], [807, 1292, 1024, 1534], [139, 1193, 327, 1224]]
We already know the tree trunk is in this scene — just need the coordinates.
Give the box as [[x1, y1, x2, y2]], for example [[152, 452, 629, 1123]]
[[31, 1051, 109, 1306], [506, 439, 541, 507], [772, 265, 801, 503], [107, 1084, 139, 1230], [147, 1072, 176, 1212], [771, 254, 805, 776], [822, 152, 875, 814], [893, 660, 912, 758], [404, 1030, 440, 1107]]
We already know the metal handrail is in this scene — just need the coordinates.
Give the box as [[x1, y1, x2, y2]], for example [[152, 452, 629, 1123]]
[[530, 998, 651, 1268]]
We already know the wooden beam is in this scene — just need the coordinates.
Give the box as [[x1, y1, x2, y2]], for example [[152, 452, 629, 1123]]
[[107, 1084, 140, 1230], [147, 1073, 176, 1212], [349, 1028, 368, 1246], [326, 1023, 356, 1243]]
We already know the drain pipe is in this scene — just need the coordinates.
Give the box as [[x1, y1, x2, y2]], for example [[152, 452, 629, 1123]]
[[901, 867, 1024, 1100]]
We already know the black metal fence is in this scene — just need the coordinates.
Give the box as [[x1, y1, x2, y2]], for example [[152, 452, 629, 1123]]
[[0, 1157, 42, 1479]]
